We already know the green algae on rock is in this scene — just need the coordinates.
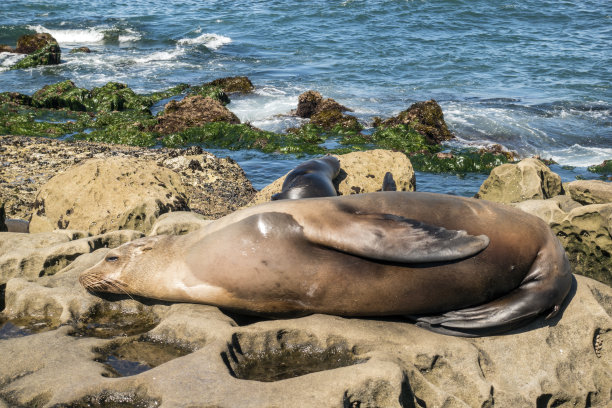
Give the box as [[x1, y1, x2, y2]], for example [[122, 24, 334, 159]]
[[32, 80, 91, 111], [163, 122, 326, 155], [374, 99, 454, 145], [409, 149, 512, 174], [11, 33, 61, 70], [205, 76, 254, 94], [588, 160, 612, 178]]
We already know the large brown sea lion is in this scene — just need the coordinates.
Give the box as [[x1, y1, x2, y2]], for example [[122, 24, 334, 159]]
[[80, 191, 572, 337]]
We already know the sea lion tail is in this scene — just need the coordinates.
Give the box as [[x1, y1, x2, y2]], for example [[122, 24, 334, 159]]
[[413, 236, 573, 337]]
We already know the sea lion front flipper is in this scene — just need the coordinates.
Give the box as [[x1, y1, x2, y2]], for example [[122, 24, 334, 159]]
[[304, 213, 489, 263]]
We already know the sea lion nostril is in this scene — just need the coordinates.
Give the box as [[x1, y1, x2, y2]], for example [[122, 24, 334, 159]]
[[106, 256, 119, 262]]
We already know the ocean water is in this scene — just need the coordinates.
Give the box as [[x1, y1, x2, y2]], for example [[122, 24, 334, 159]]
[[1, 0, 610, 193]]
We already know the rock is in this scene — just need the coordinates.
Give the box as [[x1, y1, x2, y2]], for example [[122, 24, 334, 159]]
[[149, 211, 213, 236], [295, 90, 323, 118], [0, 136, 255, 221], [29, 157, 189, 235], [566, 180, 612, 205], [0, 252, 610, 408], [511, 199, 566, 224], [0, 45, 14, 53], [549, 194, 583, 213], [15, 33, 56, 54], [376, 100, 453, 145], [205, 76, 254, 94], [0, 229, 142, 285], [69, 47, 91, 54], [31, 80, 90, 111], [250, 150, 415, 205], [476, 158, 563, 203], [154, 95, 240, 134], [161, 153, 256, 218], [11, 33, 61, 69], [293, 90, 358, 131], [4, 219, 29, 233], [554, 204, 612, 286]]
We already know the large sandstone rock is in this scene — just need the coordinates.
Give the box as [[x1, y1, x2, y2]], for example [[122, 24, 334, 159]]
[[0, 136, 255, 221], [153, 95, 240, 134], [29, 157, 189, 235], [511, 199, 567, 225], [566, 180, 612, 205], [0, 241, 610, 408], [476, 158, 563, 203], [250, 150, 415, 205]]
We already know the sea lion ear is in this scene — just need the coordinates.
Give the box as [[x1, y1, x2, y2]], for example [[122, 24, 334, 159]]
[[304, 213, 489, 263]]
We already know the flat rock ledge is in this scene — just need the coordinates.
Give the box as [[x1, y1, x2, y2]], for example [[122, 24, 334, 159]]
[[0, 135, 256, 222], [0, 231, 610, 407]]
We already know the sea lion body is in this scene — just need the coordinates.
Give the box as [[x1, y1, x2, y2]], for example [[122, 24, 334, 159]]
[[271, 155, 339, 200], [81, 192, 572, 336]]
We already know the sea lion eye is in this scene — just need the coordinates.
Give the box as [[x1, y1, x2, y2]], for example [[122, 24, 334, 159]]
[[106, 256, 119, 262]]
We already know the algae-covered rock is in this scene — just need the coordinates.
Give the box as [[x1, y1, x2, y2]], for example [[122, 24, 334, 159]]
[[31, 80, 91, 111], [205, 76, 254, 94], [0, 92, 33, 106], [409, 149, 511, 173], [29, 157, 190, 235], [588, 159, 612, 178], [295, 90, 323, 118], [154, 95, 240, 134], [251, 150, 415, 204], [11, 33, 61, 69], [89, 82, 152, 112], [554, 204, 612, 286], [566, 180, 612, 205], [376, 100, 453, 145], [476, 158, 563, 203]]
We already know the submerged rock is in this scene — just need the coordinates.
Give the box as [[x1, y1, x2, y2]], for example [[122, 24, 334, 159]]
[[70, 47, 91, 54], [154, 95, 240, 134], [476, 158, 563, 203]]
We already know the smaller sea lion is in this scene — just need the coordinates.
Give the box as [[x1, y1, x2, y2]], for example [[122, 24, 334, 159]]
[[271, 156, 340, 200], [382, 172, 397, 191]]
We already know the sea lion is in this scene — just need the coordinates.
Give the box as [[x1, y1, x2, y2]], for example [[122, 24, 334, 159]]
[[271, 155, 340, 200], [80, 192, 572, 337]]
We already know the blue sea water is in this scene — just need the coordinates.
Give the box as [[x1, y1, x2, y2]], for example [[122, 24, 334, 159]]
[[1, 0, 610, 193]]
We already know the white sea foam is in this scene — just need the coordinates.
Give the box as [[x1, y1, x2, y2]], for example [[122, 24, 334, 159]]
[[544, 145, 612, 168], [229, 88, 301, 132], [118, 28, 142, 43], [27, 24, 105, 44], [177, 33, 232, 50], [0, 52, 25, 69]]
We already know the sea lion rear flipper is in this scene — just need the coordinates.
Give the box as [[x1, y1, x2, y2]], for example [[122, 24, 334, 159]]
[[304, 213, 489, 263], [412, 246, 573, 337], [382, 172, 397, 191]]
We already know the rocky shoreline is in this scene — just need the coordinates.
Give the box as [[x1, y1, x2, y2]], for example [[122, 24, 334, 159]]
[[0, 135, 611, 407]]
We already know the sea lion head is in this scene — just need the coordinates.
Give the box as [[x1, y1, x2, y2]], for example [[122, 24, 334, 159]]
[[79, 235, 172, 297]]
